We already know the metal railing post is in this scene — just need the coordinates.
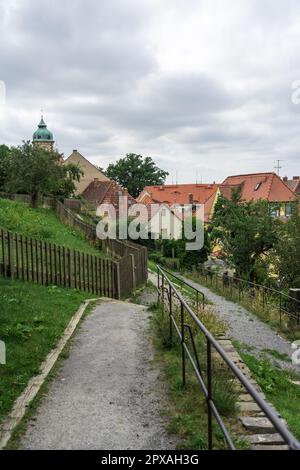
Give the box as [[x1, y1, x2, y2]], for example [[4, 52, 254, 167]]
[[162, 273, 165, 313], [156, 264, 300, 451], [181, 302, 186, 388], [207, 340, 213, 450], [169, 284, 173, 341], [279, 292, 282, 326]]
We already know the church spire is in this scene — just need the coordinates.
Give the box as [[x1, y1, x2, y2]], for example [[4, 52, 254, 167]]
[[32, 115, 54, 151]]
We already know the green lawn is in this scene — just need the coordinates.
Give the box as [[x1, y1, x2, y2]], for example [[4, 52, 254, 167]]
[[0, 276, 91, 425], [236, 349, 300, 441], [0, 198, 102, 256]]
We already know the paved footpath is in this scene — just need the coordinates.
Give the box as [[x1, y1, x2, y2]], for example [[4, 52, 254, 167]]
[[21, 300, 176, 450], [174, 273, 300, 372]]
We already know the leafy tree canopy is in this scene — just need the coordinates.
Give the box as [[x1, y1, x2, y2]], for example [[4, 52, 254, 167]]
[[4, 141, 82, 207], [211, 188, 279, 282], [0, 144, 11, 190], [106, 153, 168, 198], [274, 204, 300, 288]]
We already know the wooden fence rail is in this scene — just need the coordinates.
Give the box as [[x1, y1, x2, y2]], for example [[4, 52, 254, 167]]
[[0, 193, 148, 298], [0, 229, 117, 298]]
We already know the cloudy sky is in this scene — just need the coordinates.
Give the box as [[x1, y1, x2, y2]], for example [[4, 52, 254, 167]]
[[0, 0, 300, 183]]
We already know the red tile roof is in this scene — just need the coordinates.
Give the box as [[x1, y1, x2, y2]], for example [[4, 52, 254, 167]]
[[137, 184, 218, 223], [82, 179, 136, 211], [285, 178, 300, 195], [221, 172, 297, 203], [138, 184, 218, 205]]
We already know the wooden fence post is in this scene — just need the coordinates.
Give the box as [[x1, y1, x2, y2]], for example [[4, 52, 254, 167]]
[[130, 254, 136, 291], [114, 261, 121, 299], [8, 232, 14, 279]]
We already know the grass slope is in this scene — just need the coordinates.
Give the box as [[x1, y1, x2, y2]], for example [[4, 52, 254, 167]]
[[0, 198, 101, 255], [237, 350, 300, 441], [0, 276, 91, 425]]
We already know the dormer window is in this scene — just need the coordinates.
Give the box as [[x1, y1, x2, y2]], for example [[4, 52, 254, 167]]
[[254, 182, 261, 191]]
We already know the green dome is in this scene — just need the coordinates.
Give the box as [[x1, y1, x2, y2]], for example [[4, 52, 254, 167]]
[[33, 116, 54, 142]]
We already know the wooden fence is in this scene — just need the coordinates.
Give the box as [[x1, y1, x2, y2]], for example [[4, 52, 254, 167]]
[[0, 229, 117, 298], [0, 194, 148, 298], [52, 199, 148, 297]]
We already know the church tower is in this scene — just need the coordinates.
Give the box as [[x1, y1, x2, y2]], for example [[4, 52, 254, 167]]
[[32, 116, 54, 151]]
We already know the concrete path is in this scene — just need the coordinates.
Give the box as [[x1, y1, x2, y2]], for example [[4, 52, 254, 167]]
[[20, 300, 176, 450]]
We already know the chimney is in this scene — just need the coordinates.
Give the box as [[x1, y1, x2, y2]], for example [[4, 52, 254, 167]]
[[283, 176, 288, 182], [94, 177, 99, 182], [293, 176, 300, 180], [188, 193, 193, 204]]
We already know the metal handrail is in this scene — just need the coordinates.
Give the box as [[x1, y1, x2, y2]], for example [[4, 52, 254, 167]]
[[158, 266, 205, 311], [157, 264, 300, 450], [199, 267, 300, 324]]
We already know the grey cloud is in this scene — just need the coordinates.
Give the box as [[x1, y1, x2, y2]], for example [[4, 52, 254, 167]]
[[0, 0, 300, 182]]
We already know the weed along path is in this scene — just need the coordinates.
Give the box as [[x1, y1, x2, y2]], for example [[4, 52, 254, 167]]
[[172, 273, 300, 373], [20, 300, 176, 450]]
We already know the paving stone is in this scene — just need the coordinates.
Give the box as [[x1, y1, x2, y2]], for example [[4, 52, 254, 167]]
[[240, 417, 276, 433], [239, 393, 254, 402], [247, 433, 284, 445], [237, 401, 261, 413], [251, 445, 289, 451]]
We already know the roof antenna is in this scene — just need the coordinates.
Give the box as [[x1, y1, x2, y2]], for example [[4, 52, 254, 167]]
[[274, 160, 283, 176], [196, 169, 198, 184], [176, 170, 178, 185]]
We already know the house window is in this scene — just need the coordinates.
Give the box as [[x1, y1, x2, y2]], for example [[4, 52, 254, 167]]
[[161, 228, 168, 238], [161, 208, 166, 216], [285, 204, 292, 217], [254, 182, 261, 191], [271, 207, 280, 218]]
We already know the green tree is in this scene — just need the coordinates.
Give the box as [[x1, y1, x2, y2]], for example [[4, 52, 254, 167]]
[[5, 142, 82, 208], [274, 204, 300, 288], [212, 189, 279, 282], [0, 144, 11, 190], [106, 153, 168, 198], [160, 217, 210, 269]]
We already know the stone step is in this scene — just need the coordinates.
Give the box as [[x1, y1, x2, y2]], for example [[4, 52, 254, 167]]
[[239, 392, 266, 402], [237, 401, 261, 413], [240, 417, 276, 433], [247, 433, 284, 446], [251, 444, 289, 451]]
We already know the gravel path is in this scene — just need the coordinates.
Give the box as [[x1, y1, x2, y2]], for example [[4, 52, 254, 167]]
[[20, 300, 176, 450], [165, 272, 299, 372]]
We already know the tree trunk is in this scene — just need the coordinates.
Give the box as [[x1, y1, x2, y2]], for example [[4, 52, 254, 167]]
[[31, 191, 39, 208]]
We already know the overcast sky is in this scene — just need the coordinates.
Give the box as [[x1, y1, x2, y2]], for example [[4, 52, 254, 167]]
[[0, 0, 300, 183]]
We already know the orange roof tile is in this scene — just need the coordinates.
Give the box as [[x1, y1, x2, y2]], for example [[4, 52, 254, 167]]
[[138, 184, 218, 205], [221, 172, 297, 203], [82, 179, 136, 211]]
